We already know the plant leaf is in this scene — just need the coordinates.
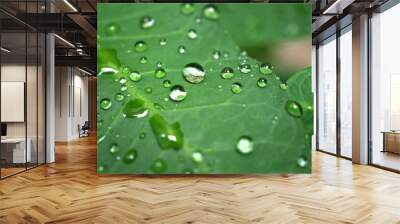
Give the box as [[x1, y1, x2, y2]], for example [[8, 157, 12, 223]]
[[97, 3, 312, 174]]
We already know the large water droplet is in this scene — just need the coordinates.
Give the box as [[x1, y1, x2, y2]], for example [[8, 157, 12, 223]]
[[260, 63, 273, 75], [150, 114, 184, 150], [239, 63, 251, 74], [297, 156, 308, 167], [123, 149, 137, 164], [159, 38, 167, 46], [231, 83, 242, 94], [203, 4, 219, 20], [123, 98, 148, 118], [169, 85, 187, 102], [181, 3, 195, 15], [105, 23, 120, 36], [178, 45, 186, 54], [187, 29, 198, 39], [129, 71, 142, 82], [115, 93, 124, 101], [236, 136, 254, 155], [182, 63, 205, 84], [220, 67, 234, 79], [192, 152, 204, 163], [100, 98, 112, 110], [151, 158, 167, 173], [154, 68, 166, 79], [257, 77, 268, 88], [134, 41, 147, 52], [140, 16, 155, 29], [163, 80, 172, 88], [110, 144, 119, 154], [285, 100, 303, 118]]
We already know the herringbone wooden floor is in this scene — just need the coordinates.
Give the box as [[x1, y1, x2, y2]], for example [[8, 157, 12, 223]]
[[1, 135, 400, 224]]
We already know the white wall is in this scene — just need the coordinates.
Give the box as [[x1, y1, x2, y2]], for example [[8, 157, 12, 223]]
[[55, 67, 89, 141]]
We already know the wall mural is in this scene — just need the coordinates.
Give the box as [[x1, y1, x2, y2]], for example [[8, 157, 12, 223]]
[[97, 3, 312, 174]]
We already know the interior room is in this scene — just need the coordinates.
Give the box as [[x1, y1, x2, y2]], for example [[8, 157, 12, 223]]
[[0, 0, 399, 223]]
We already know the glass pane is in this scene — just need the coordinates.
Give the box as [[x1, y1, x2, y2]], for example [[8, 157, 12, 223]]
[[1, 30, 27, 177], [371, 5, 400, 171], [317, 36, 337, 154], [38, 33, 45, 165], [27, 31, 38, 169], [339, 28, 352, 158]]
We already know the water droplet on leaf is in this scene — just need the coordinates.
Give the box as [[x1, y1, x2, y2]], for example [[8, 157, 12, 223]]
[[187, 29, 198, 39], [231, 83, 242, 94], [236, 136, 254, 155], [105, 23, 120, 36], [123, 149, 137, 163], [260, 63, 273, 75], [100, 98, 112, 110], [159, 38, 167, 46], [115, 93, 124, 101], [220, 67, 234, 79], [203, 4, 219, 20], [257, 78, 268, 88], [182, 63, 205, 84], [169, 85, 187, 102], [134, 41, 147, 52], [129, 71, 142, 82], [151, 158, 167, 173], [285, 100, 303, 118], [192, 152, 204, 163], [154, 68, 166, 79], [123, 98, 148, 118], [145, 87, 152, 94], [139, 56, 148, 64], [297, 156, 308, 167], [212, 50, 220, 59], [239, 63, 251, 74], [150, 114, 184, 150], [181, 3, 195, 15], [163, 80, 172, 88], [140, 16, 155, 29], [178, 45, 186, 54], [110, 144, 119, 154]]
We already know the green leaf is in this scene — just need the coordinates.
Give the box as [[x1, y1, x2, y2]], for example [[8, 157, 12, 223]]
[[97, 3, 312, 174]]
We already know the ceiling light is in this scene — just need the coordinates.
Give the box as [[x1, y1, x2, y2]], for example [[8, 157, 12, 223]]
[[1, 47, 11, 53], [63, 0, 78, 12], [54, 34, 75, 48]]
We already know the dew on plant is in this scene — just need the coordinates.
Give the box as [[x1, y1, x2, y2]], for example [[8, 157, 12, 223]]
[[154, 68, 166, 79], [100, 98, 112, 110], [134, 41, 147, 52], [192, 152, 204, 163], [163, 80, 172, 88], [105, 23, 120, 36], [181, 3, 195, 15], [187, 29, 198, 39], [260, 63, 273, 75], [220, 67, 234, 79], [129, 71, 142, 82], [139, 132, 146, 139], [115, 93, 124, 101], [178, 45, 186, 54], [120, 84, 128, 92], [236, 136, 254, 155], [123, 98, 149, 118], [239, 63, 251, 74], [145, 87, 152, 94], [98, 165, 106, 173], [280, 83, 288, 90], [212, 50, 220, 59], [169, 85, 187, 102], [123, 149, 138, 163], [119, 77, 127, 84], [109, 144, 119, 154], [120, 66, 131, 76], [231, 82, 242, 94], [182, 63, 205, 84], [150, 114, 184, 150], [139, 56, 148, 64], [159, 38, 167, 46], [297, 156, 308, 167], [151, 158, 167, 173], [257, 77, 268, 88], [203, 4, 219, 20], [285, 100, 303, 118], [140, 16, 155, 29]]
